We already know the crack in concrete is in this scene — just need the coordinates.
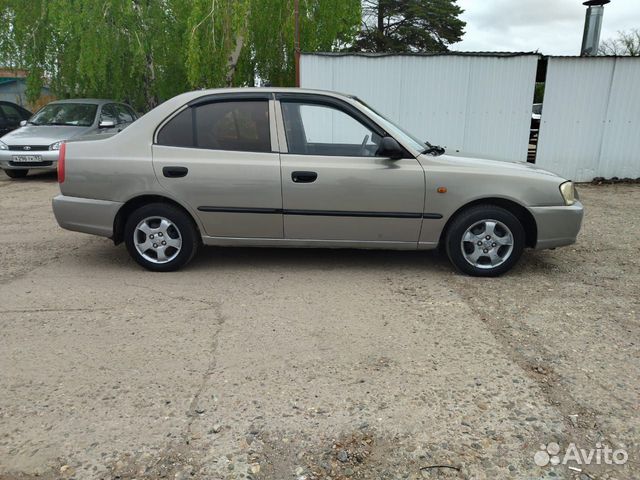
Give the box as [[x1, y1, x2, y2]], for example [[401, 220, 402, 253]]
[[447, 277, 624, 478], [121, 281, 226, 445]]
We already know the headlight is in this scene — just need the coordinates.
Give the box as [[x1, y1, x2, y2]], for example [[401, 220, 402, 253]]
[[49, 141, 62, 151], [560, 181, 576, 206], [0, 140, 8, 150]]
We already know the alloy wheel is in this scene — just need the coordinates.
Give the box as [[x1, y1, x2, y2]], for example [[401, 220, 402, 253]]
[[133, 216, 182, 264], [460, 219, 514, 269]]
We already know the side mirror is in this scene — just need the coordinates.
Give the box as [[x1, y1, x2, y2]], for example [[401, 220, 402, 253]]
[[20, 120, 27, 127], [99, 120, 115, 129], [376, 136, 404, 160]]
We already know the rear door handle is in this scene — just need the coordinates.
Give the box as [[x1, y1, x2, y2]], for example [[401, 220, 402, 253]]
[[291, 171, 318, 183], [163, 166, 188, 178]]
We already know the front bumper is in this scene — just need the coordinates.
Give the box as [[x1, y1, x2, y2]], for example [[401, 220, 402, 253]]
[[52, 195, 123, 238], [0, 149, 59, 170], [530, 201, 584, 250]]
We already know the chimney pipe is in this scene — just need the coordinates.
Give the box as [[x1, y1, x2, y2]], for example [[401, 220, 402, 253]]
[[581, 0, 610, 56]]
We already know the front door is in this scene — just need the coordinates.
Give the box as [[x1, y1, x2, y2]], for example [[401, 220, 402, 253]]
[[277, 95, 425, 245], [152, 95, 283, 239]]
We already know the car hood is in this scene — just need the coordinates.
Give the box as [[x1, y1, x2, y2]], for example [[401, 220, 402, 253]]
[[1, 125, 93, 145], [436, 152, 564, 179]]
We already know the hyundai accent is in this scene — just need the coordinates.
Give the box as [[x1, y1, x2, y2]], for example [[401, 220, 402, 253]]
[[52, 88, 583, 276]]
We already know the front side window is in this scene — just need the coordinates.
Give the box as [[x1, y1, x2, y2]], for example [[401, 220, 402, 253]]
[[353, 98, 425, 153], [281, 101, 381, 157], [100, 104, 119, 124], [30, 103, 98, 127], [157, 100, 271, 153]]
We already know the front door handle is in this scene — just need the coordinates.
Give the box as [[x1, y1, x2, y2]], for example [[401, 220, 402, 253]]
[[291, 171, 318, 183], [163, 166, 188, 178]]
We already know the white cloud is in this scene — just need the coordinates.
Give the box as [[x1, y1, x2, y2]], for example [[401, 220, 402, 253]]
[[453, 0, 640, 55]]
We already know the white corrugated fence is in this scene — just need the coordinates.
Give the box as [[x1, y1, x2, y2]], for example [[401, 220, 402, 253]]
[[301, 53, 640, 182], [536, 57, 640, 181], [301, 53, 539, 164]]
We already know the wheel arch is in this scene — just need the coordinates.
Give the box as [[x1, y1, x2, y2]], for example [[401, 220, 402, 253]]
[[112, 194, 201, 245], [439, 197, 538, 249]]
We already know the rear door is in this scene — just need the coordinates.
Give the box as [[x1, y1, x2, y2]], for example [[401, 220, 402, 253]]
[[152, 94, 283, 239], [276, 94, 425, 245]]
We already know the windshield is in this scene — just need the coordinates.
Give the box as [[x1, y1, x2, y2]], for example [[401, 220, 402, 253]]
[[30, 103, 98, 127], [352, 97, 426, 152], [532, 104, 542, 115]]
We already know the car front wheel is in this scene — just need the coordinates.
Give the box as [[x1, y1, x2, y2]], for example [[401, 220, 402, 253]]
[[124, 203, 199, 272], [4, 169, 29, 178], [445, 205, 525, 277]]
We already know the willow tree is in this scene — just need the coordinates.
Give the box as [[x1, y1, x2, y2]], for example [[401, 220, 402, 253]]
[[249, 0, 361, 86], [0, 0, 189, 110], [0, 0, 361, 111], [1, 0, 52, 102]]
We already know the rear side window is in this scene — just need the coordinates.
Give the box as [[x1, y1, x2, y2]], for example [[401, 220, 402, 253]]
[[157, 100, 270, 152], [116, 104, 135, 123], [157, 108, 194, 147], [196, 101, 270, 152]]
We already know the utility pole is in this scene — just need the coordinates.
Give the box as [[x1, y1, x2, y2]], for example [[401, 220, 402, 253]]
[[294, 0, 301, 87]]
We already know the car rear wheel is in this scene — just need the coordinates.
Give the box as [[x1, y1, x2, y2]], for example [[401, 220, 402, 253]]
[[4, 169, 29, 179], [124, 203, 199, 272], [445, 205, 525, 277]]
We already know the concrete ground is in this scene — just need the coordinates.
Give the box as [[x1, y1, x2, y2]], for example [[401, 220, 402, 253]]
[[0, 172, 638, 480]]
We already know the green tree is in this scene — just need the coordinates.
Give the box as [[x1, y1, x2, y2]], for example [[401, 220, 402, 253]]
[[249, 0, 361, 86], [0, 0, 361, 110], [351, 0, 465, 53], [0, 0, 194, 110]]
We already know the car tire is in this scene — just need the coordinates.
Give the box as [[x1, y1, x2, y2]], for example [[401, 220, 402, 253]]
[[124, 203, 199, 272], [4, 169, 29, 178], [445, 204, 525, 277]]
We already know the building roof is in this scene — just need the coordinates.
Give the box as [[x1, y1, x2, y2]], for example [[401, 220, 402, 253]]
[[302, 51, 542, 58], [303, 51, 640, 60], [0, 68, 28, 78]]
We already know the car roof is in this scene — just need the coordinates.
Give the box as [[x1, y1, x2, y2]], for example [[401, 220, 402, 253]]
[[49, 99, 130, 106], [185, 87, 355, 100], [43, 89, 353, 110]]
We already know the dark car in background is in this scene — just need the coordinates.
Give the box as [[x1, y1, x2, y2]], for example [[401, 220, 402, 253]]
[[0, 101, 32, 137]]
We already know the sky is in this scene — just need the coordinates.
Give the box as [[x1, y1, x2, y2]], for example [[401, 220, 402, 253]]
[[453, 0, 640, 55]]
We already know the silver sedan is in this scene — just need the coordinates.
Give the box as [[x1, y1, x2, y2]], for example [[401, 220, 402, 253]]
[[52, 88, 583, 276], [0, 99, 137, 178]]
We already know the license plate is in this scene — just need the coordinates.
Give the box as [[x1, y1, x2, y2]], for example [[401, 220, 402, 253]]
[[12, 155, 42, 163]]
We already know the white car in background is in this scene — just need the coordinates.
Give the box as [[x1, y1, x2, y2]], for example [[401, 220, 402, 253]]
[[0, 98, 137, 178]]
